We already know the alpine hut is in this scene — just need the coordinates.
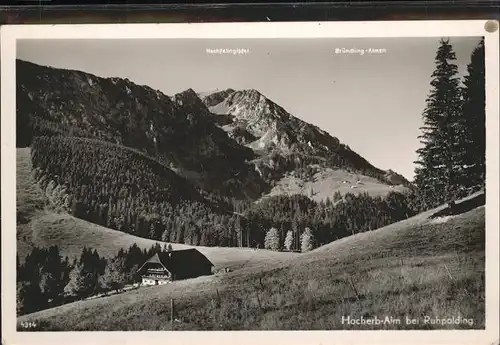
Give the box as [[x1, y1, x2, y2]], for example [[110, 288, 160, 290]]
[[137, 249, 214, 286]]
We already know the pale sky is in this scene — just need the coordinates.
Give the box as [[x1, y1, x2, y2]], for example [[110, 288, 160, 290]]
[[17, 37, 482, 180]]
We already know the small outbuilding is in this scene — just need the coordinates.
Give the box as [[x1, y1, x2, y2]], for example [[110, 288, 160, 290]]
[[137, 249, 214, 286]]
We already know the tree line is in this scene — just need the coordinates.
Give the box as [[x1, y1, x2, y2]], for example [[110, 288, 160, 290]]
[[17, 190, 422, 315], [31, 134, 426, 250], [256, 149, 402, 189], [17, 36, 485, 318], [414, 38, 485, 209], [250, 191, 422, 252], [17, 242, 174, 316]]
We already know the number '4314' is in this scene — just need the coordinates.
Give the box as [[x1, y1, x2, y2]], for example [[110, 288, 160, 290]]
[[20, 321, 38, 329]]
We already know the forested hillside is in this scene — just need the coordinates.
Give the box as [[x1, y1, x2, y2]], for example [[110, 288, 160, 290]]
[[30, 135, 421, 249], [17, 60, 267, 200], [246, 191, 422, 251], [17, 36, 485, 253], [14, 37, 487, 329], [31, 136, 247, 246]]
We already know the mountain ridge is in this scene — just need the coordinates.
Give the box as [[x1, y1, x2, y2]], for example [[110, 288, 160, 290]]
[[200, 87, 410, 187], [16, 58, 410, 205]]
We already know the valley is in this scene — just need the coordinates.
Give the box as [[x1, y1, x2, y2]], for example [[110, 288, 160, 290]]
[[17, 192, 485, 330], [13, 37, 488, 332]]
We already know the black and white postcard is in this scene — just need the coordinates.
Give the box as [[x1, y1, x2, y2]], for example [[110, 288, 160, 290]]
[[1, 20, 499, 345]]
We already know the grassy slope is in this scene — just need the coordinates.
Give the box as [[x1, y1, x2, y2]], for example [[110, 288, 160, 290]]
[[16, 148, 297, 271], [261, 167, 408, 202], [18, 190, 485, 331]]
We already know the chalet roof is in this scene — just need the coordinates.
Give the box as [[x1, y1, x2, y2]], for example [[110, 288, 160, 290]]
[[137, 249, 214, 274]]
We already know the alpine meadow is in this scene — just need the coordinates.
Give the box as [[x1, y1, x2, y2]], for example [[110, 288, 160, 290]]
[[14, 37, 486, 331]]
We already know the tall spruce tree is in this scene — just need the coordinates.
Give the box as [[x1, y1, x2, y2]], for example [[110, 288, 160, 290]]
[[17, 280, 45, 315], [16, 254, 21, 281], [39, 245, 69, 306], [414, 38, 463, 208], [459, 38, 486, 191]]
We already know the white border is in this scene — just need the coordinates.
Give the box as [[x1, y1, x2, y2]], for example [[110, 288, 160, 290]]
[[1, 21, 499, 345]]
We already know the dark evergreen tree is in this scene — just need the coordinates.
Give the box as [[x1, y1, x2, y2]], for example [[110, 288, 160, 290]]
[[39, 245, 70, 306], [414, 38, 463, 208], [16, 254, 21, 281], [17, 281, 45, 315], [332, 191, 343, 203], [458, 38, 486, 191], [17, 246, 72, 314]]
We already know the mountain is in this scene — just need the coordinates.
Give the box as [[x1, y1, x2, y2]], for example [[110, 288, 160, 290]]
[[17, 192, 486, 330], [17, 59, 409, 205], [16, 59, 267, 200], [172, 88, 213, 118], [201, 88, 411, 188]]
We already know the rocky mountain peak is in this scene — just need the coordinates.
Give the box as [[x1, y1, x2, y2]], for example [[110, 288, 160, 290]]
[[173, 88, 203, 104], [179, 88, 197, 97], [172, 88, 212, 119], [202, 86, 410, 186], [200, 88, 236, 107]]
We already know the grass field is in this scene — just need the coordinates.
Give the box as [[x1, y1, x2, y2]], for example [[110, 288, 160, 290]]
[[17, 186, 485, 331]]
